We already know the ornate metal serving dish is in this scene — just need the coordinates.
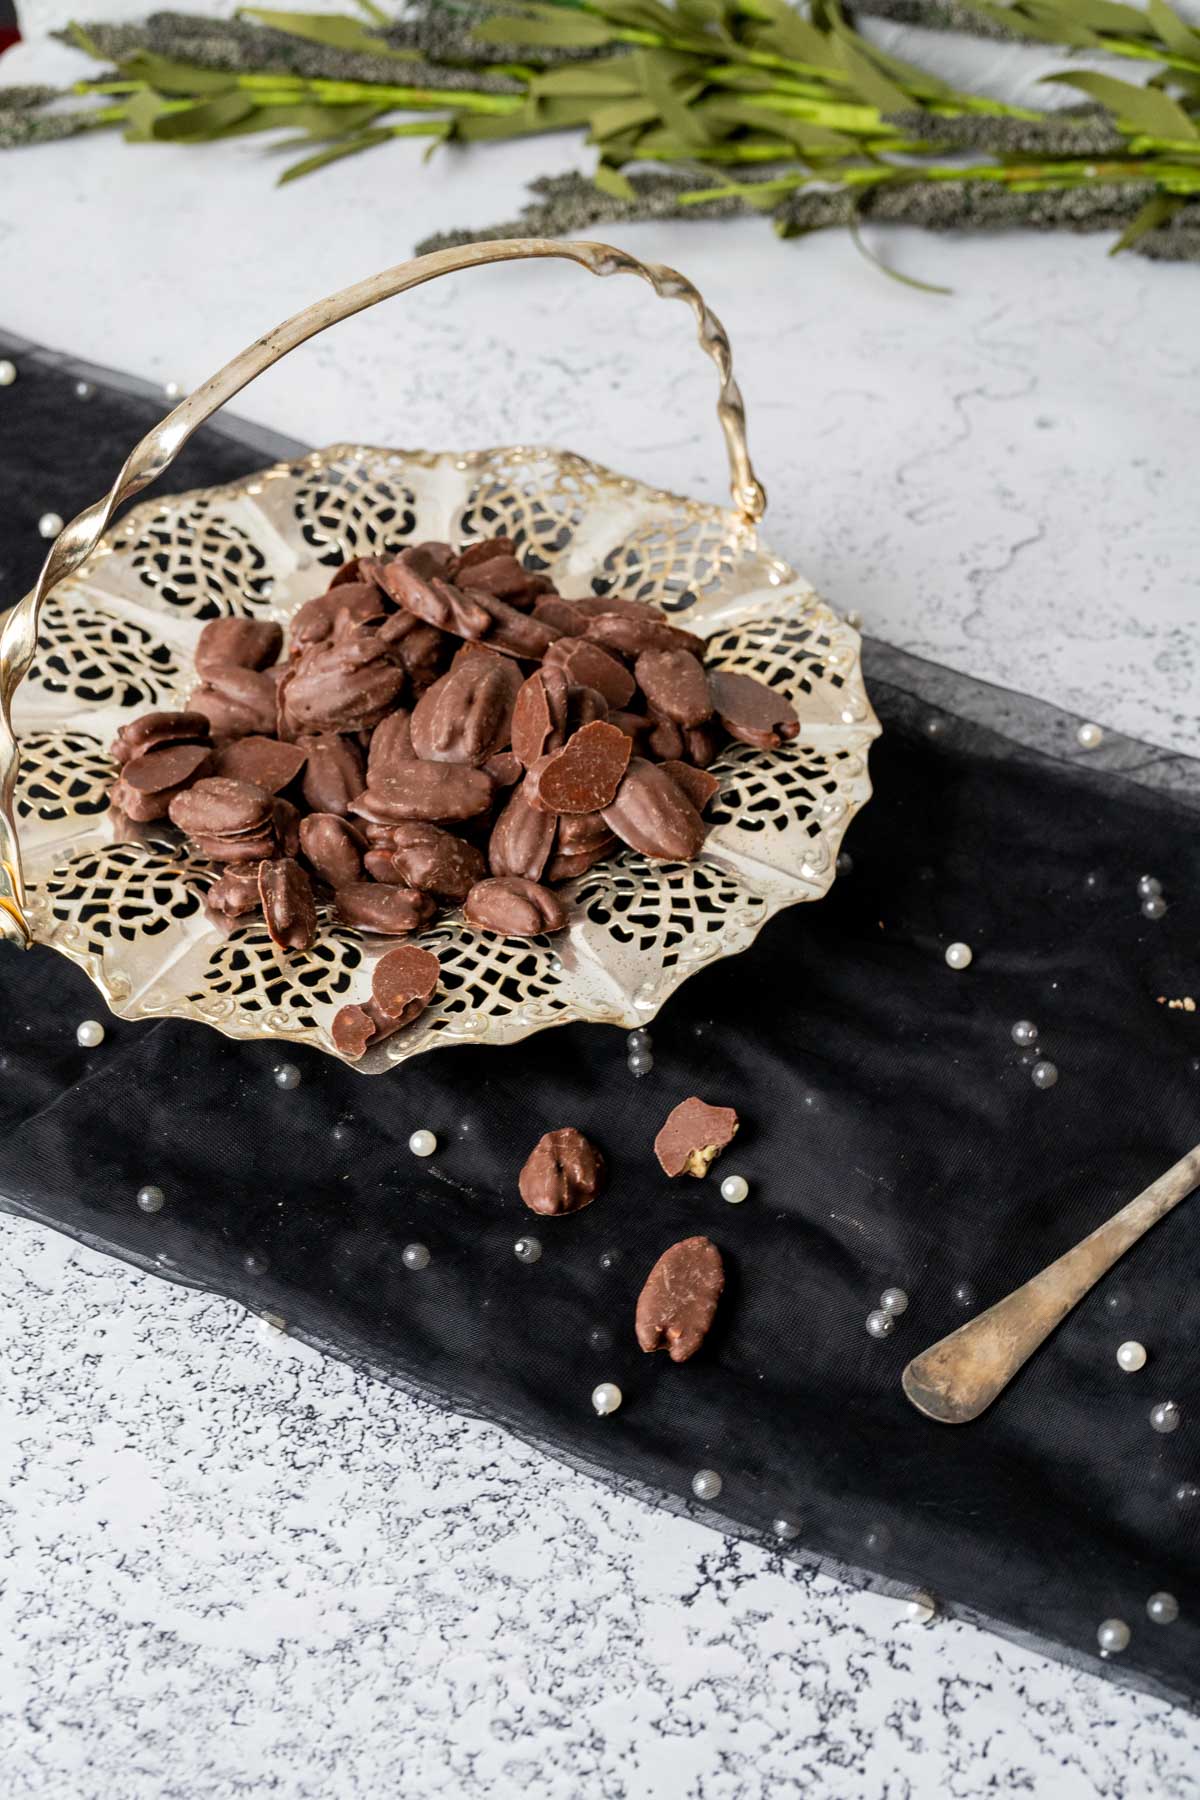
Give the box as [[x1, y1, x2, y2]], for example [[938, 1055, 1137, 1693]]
[[0, 239, 878, 1073]]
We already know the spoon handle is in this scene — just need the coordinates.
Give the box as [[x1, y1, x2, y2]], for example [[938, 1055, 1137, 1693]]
[[902, 1146, 1200, 1424]]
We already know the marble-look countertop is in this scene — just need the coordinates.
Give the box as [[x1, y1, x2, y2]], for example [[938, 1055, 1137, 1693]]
[[3, 16, 1200, 1796]]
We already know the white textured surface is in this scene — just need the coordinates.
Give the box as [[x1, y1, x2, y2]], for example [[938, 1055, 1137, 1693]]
[[3, 24, 1200, 1797]]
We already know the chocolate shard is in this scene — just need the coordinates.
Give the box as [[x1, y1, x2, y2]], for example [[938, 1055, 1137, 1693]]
[[635, 1236, 725, 1363], [654, 1096, 740, 1178], [525, 721, 632, 816]]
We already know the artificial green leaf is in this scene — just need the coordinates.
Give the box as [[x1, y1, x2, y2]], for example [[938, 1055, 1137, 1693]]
[[530, 59, 642, 97], [633, 47, 714, 144], [958, 2, 1089, 45], [121, 88, 179, 141], [118, 52, 236, 95], [588, 96, 660, 138], [473, 8, 615, 46], [278, 123, 394, 181], [239, 9, 409, 56], [593, 160, 636, 196], [1045, 69, 1199, 138], [1109, 189, 1183, 251], [829, 30, 917, 114], [63, 21, 109, 60], [152, 91, 257, 139], [1145, 0, 1200, 58], [1026, 0, 1150, 35], [848, 212, 953, 294]]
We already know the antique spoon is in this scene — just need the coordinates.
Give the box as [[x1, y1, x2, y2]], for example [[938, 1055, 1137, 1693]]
[[902, 1145, 1200, 1424]]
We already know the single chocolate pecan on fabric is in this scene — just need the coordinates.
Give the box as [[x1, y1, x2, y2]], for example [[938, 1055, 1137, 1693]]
[[463, 877, 568, 938], [635, 1236, 725, 1363], [518, 1128, 605, 1216], [654, 1096, 740, 1178]]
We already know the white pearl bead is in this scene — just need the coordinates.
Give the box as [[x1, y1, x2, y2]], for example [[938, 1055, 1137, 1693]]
[[1097, 1618, 1130, 1655], [163, 380, 183, 400], [74, 379, 95, 401], [1137, 875, 1162, 899], [692, 1469, 722, 1501], [1116, 1340, 1147, 1373], [1150, 1400, 1181, 1433], [591, 1382, 622, 1416], [720, 1174, 749, 1205], [402, 1243, 431, 1271], [0, 359, 16, 386], [76, 1019, 105, 1048], [835, 850, 853, 875], [408, 1128, 437, 1158], [944, 942, 972, 970], [38, 512, 64, 540], [1147, 1591, 1180, 1625], [866, 1308, 894, 1339], [273, 1062, 300, 1090], [514, 1236, 542, 1264], [1142, 895, 1168, 920], [1076, 722, 1103, 750], [1011, 1020, 1038, 1047], [772, 1516, 801, 1540], [136, 1184, 165, 1213], [880, 1287, 908, 1316], [905, 1590, 938, 1625], [1031, 1060, 1059, 1090]]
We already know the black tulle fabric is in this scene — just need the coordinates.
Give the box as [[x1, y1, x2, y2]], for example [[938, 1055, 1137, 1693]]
[[2, 343, 1198, 1708]]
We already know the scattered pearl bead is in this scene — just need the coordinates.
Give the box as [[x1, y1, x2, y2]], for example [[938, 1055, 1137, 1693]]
[[331, 1119, 353, 1145], [514, 1236, 542, 1264], [38, 511, 63, 540], [1076, 722, 1103, 750], [692, 1469, 722, 1502], [273, 1062, 300, 1090], [408, 1128, 437, 1158], [402, 1243, 431, 1271], [75, 1019, 105, 1048], [1150, 1400, 1181, 1433], [598, 1249, 620, 1271], [1011, 1020, 1038, 1047], [627, 1050, 654, 1077], [1147, 1591, 1179, 1625], [1031, 1060, 1058, 1090], [136, 1184, 165, 1213], [1176, 1482, 1200, 1505], [1116, 1341, 1147, 1373], [866, 1308, 894, 1339], [836, 851, 853, 876], [880, 1287, 908, 1316], [163, 379, 183, 400], [627, 1029, 652, 1053], [944, 942, 973, 971], [905, 1590, 938, 1625], [863, 1523, 892, 1555], [243, 1251, 269, 1276], [952, 1280, 977, 1309], [74, 379, 95, 401], [0, 358, 16, 386], [1137, 875, 1162, 899], [720, 1174, 749, 1205], [1097, 1618, 1130, 1655], [591, 1382, 622, 1416], [772, 1516, 801, 1541], [1142, 895, 1168, 920]]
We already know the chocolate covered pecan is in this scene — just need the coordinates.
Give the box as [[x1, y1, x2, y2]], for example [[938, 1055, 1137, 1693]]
[[375, 610, 445, 691], [191, 665, 279, 739], [366, 710, 415, 783], [463, 877, 568, 938], [121, 741, 213, 796], [273, 797, 302, 858], [298, 733, 366, 817], [331, 943, 440, 1058], [511, 665, 571, 768], [584, 611, 706, 661], [645, 716, 685, 762], [195, 617, 283, 676], [526, 721, 632, 815], [364, 821, 486, 900], [544, 637, 636, 709], [635, 1236, 724, 1363], [169, 776, 273, 840], [710, 670, 799, 751], [284, 632, 406, 735], [659, 761, 720, 815], [410, 656, 519, 766], [377, 547, 491, 638], [213, 736, 307, 795], [532, 596, 586, 635], [110, 710, 210, 765], [334, 882, 437, 935], [206, 861, 265, 919], [258, 856, 318, 953], [488, 780, 557, 882], [352, 761, 494, 824], [300, 812, 364, 889], [601, 758, 707, 862], [518, 1128, 605, 1216], [654, 1096, 739, 1178], [635, 649, 712, 728]]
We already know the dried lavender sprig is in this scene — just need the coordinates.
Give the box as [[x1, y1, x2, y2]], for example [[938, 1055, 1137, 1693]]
[[885, 106, 1123, 157], [0, 85, 61, 111], [0, 104, 113, 150], [416, 169, 751, 253], [53, 12, 526, 94], [774, 177, 1160, 235], [1136, 207, 1200, 259]]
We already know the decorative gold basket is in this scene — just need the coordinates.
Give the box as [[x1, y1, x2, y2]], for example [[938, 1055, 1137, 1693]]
[[0, 240, 879, 1073]]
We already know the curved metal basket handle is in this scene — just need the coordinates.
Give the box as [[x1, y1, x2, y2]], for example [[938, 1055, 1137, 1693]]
[[0, 236, 765, 949]]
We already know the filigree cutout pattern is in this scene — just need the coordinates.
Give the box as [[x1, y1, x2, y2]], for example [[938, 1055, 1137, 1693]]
[[14, 444, 878, 1072]]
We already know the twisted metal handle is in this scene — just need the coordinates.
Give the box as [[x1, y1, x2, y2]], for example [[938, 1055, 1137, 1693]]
[[0, 237, 765, 948]]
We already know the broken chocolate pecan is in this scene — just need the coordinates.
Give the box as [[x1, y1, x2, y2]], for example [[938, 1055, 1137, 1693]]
[[654, 1097, 740, 1178]]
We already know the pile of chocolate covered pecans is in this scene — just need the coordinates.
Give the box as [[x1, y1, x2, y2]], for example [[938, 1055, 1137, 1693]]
[[109, 535, 799, 1054]]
